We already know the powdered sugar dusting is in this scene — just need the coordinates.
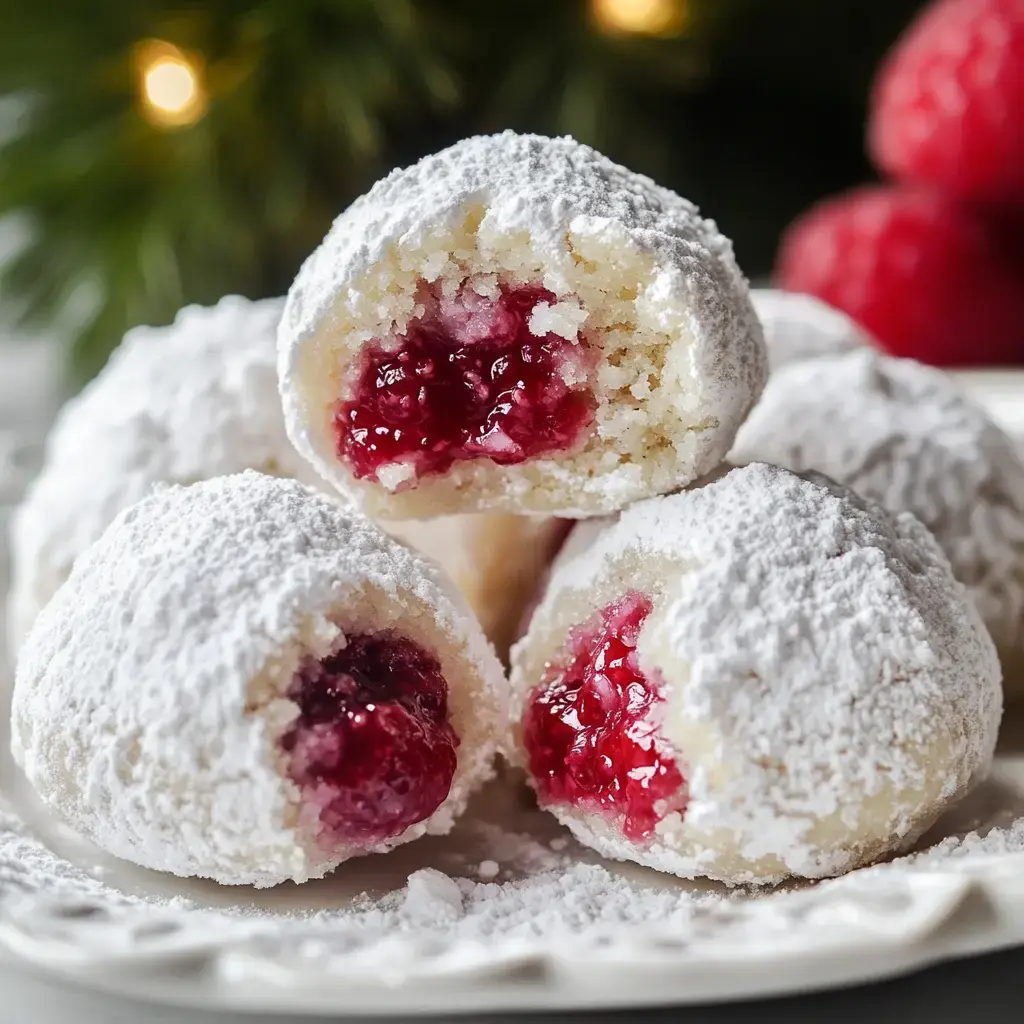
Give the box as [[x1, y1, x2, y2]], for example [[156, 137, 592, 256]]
[[751, 288, 874, 371], [340, 862, 713, 941], [0, 808, 146, 907], [901, 818, 1024, 867], [400, 869, 464, 923], [730, 349, 1024, 694], [7, 296, 324, 655], [281, 131, 757, 389], [11, 472, 505, 887], [0, 798, 723, 944], [511, 463, 1003, 884], [2, 794, 1023, 956], [476, 859, 501, 880], [279, 131, 766, 518]]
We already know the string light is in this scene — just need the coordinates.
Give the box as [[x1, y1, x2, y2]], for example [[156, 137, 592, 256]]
[[135, 40, 207, 128], [591, 0, 689, 37]]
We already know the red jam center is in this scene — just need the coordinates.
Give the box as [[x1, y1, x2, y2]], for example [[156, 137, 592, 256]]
[[333, 281, 595, 483], [280, 632, 458, 848], [522, 592, 686, 841]]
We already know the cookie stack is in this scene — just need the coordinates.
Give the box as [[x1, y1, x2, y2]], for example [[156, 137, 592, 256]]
[[8, 133, 1013, 888]]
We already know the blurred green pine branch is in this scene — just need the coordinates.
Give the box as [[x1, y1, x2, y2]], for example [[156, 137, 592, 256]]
[[0, 0, 925, 386]]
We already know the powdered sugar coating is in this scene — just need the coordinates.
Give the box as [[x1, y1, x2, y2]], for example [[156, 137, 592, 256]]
[[509, 463, 1002, 885], [751, 289, 874, 371], [11, 472, 505, 887], [730, 350, 1024, 696], [7, 296, 322, 655], [279, 131, 765, 518]]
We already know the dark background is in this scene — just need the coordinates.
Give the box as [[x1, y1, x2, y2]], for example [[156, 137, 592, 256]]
[[0, 0, 928, 381]]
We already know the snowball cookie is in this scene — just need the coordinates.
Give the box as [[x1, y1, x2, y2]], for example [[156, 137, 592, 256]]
[[508, 466, 737, 649], [11, 472, 505, 887], [751, 288, 874, 371], [508, 463, 1001, 886], [386, 514, 570, 660], [279, 131, 766, 519], [7, 296, 322, 656], [730, 349, 1024, 698]]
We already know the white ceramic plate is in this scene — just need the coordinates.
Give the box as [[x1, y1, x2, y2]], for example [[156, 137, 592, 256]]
[[0, 370, 1022, 1018]]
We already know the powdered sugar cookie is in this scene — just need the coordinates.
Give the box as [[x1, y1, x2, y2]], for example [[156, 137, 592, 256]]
[[7, 296, 321, 655], [4, 294, 561, 661], [11, 472, 505, 887], [279, 131, 765, 519], [751, 288, 873, 371], [386, 515, 570, 660], [509, 463, 1001, 885], [730, 349, 1024, 697]]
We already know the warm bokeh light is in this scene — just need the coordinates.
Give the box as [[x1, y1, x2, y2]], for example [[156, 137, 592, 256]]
[[591, 0, 689, 37], [135, 41, 206, 127]]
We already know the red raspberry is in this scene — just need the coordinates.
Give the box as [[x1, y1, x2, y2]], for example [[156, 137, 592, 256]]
[[869, 0, 1024, 207], [775, 185, 1024, 365]]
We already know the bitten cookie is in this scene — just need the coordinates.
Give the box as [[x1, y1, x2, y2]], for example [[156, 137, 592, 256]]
[[7, 296, 319, 654], [11, 472, 505, 887], [279, 131, 765, 519], [751, 288, 873, 370], [509, 464, 1001, 885], [731, 349, 1024, 697]]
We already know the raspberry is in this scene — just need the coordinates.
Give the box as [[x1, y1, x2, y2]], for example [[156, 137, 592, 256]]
[[522, 592, 686, 841], [280, 632, 459, 848], [334, 281, 595, 484], [775, 185, 1024, 365], [869, 0, 1024, 206]]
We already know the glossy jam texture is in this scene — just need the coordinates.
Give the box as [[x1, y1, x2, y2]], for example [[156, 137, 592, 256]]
[[280, 632, 458, 849], [333, 280, 595, 483], [522, 592, 686, 841]]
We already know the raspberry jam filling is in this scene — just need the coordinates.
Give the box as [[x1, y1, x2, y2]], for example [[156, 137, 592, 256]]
[[522, 592, 686, 841], [333, 280, 595, 483], [280, 632, 458, 849]]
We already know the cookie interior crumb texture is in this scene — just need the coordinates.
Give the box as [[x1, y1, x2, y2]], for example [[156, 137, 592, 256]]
[[509, 464, 1002, 885], [279, 131, 765, 519], [11, 472, 506, 887]]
